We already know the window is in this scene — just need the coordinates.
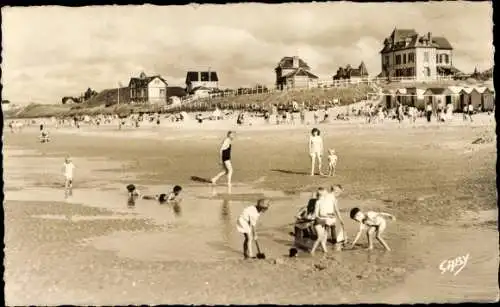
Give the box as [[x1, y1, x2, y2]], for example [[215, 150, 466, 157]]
[[396, 55, 401, 65], [408, 53, 415, 63], [160, 89, 166, 96], [201, 72, 210, 81], [424, 67, 431, 77], [384, 56, 389, 64], [444, 54, 449, 64], [403, 54, 407, 64], [424, 52, 429, 62]]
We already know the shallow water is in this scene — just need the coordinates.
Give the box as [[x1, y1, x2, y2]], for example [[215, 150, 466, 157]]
[[6, 179, 376, 262]]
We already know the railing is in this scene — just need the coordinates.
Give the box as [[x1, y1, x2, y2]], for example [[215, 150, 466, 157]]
[[175, 75, 453, 106], [372, 76, 454, 83], [179, 79, 376, 103]]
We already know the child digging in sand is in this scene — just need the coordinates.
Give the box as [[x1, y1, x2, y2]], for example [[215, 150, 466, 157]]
[[236, 199, 270, 259], [349, 207, 396, 251]]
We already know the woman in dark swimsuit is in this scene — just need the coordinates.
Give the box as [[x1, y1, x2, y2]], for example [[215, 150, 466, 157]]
[[211, 131, 235, 187]]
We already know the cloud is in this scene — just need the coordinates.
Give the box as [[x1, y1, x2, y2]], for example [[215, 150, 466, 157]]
[[1, 2, 493, 104]]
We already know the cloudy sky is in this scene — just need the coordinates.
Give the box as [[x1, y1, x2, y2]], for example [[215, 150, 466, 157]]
[[2, 2, 493, 104]]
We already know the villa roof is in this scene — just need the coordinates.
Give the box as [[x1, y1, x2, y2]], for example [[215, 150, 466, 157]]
[[432, 37, 453, 50], [276, 56, 311, 70], [186, 71, 219, 83], [460, 88, 474, 94], [381, 28, 453, 53], [447, 86, 464, 94], [283, 68, 318, 79], [129, 75, 167, 88]]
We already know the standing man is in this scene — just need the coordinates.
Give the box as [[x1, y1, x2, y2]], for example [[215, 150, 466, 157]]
[[211, 131, 235, 187], [426, 102, 433, 123], [467, 102, 474, 122]]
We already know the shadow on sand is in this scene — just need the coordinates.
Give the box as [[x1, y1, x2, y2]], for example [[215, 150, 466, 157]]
[[271, 169, 309, 176], [190, 176, 212, 183]]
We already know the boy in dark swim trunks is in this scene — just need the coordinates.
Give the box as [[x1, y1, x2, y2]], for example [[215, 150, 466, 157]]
[[142, 185, 183, 204], [211, 131, 235, 187]]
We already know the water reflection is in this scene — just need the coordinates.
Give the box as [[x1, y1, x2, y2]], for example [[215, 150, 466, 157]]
[[221, 199, 232, 243], [127, 195, 137, 208], [172, 202, 182, 216], [221, 199, 231, 219]]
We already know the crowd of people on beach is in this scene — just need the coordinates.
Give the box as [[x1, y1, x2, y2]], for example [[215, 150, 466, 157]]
[[8, 93, 490, 143]]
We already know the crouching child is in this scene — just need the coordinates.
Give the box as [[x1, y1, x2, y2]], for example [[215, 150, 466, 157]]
[[349, 207, 396, 251]]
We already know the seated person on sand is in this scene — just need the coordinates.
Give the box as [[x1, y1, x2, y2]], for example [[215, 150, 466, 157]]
[[40, 128, 50, 143], [293, 197, 318, 243], [196, 113, 204, 123], [237, 113, 245, 125], [349, 207, 395, 251]]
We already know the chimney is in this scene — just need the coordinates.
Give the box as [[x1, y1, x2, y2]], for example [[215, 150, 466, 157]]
[[292, 56, 299, 69], [427, 32, 432, 44]]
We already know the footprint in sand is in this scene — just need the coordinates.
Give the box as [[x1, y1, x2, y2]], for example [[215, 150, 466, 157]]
[[254, 176, 267, 183]]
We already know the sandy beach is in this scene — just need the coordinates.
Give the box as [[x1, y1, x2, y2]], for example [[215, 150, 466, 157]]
[[3, 116, 498, 304]]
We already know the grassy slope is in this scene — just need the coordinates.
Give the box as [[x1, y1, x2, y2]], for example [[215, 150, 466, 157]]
[[10, 84, 375, 118]]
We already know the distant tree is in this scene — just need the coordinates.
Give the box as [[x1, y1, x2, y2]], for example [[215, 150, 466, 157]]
[[83, 88, 98, 101]]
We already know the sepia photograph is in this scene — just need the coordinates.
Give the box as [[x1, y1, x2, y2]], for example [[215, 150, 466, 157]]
[[1, 1, 498, 305]]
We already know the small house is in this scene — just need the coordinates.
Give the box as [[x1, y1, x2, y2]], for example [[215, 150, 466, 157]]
[[423, 88, 453, 112], [128, 72, 168, 104], [459, 87, 481, 111], [191, 86, 212, 99], [333, 62, 369, 83], [474, 87, 495, 111], [407, 87, 426, 109], [275, 56, 319, 90], [395, 88, 408, 106], [186, 71, 219, 94], [447, 86, 463, 111], [382, 88, 397, 108]]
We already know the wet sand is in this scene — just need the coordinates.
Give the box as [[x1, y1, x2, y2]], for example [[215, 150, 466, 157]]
[[3, 118, 498, 304]]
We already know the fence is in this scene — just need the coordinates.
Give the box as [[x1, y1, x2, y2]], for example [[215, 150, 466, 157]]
[[179, 75, 454, 103], [166, 75, 457, 113]]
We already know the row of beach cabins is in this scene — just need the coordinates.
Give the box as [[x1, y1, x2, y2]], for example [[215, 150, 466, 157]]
[[383, 85, 495, 112]]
